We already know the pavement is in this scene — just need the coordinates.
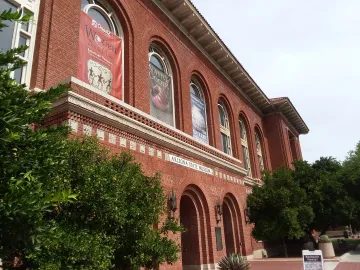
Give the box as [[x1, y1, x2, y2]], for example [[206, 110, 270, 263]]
[[250, 245, 360, 270]]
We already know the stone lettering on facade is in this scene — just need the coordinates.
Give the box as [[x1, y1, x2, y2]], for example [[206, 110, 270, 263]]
[[168, 154, 214, 175]]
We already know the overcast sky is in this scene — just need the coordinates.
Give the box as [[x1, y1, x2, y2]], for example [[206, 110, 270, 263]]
[[191, 0, 360, 163]]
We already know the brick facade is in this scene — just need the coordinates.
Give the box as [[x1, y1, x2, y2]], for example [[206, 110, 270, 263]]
[[28, 0, 308, 269]]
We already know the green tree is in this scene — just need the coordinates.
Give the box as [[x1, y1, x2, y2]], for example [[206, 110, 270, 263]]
[[293, 158, 346, 232], [0, 10, 182, 269], [340, 142, 360, 229], [0, 9, 76, 268], [247, 167, 314, 257]]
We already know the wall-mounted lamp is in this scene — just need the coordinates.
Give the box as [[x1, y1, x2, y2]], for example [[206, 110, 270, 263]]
[[245, 206, 251, 224], [216, 201, 223, 224], [168, 190, 177, 219]]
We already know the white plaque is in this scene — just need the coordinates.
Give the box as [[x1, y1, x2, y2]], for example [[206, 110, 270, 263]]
[[168, 154, 213, 175], [302, 250, 324, 270]]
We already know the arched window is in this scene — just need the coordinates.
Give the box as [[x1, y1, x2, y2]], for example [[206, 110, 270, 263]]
[[81, 0, 122, 36], [190, 79, 208, 143], [240, 119, 252, 177], [218, 101, 232, 155], [148, 44, 174, 126], [255, 131, 264, 172]]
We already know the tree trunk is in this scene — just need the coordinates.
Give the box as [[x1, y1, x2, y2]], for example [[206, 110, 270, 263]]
[[282, 237, 288, 258]]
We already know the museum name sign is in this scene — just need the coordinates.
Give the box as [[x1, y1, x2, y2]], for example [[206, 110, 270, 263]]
[[168, 154, 214, 175]]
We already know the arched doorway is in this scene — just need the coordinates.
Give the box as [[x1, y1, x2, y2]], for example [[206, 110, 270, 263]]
[[180, 195, 200, 267], [222, 194, 246, 255], [223, 202, 235, 254], [180, 185, 213, 270]]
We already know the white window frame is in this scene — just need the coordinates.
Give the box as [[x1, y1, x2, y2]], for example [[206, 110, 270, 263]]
[[148, 44, 176, 127], [4, 0, 40, 86], [218, 102, 232, 156], [255, 131, 264, 172], [240, 119, 252, 177], [190, 79, 209, 143], [82, 0, 124, 100]]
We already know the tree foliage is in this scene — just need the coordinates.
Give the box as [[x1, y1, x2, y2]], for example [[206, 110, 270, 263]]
[[247, 167, 314, 256], [0, 10, 182, 269], [340, 143, 360, 227], [292, 158, 344, 232]]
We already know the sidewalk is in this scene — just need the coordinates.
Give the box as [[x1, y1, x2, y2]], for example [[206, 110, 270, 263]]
[[334, 244, 360, 270], [250, 245, 360, 270]]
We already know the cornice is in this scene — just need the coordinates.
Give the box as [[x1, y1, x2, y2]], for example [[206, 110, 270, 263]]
[[152, 0, 309, 135]]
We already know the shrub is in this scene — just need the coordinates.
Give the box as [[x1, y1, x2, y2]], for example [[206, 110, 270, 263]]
[[319, 235, 331, 243], [218, 253, 251, 270]]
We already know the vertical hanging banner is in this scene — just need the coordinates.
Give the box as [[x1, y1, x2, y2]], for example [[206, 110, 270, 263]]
[[190, 88, 208, 143], [77, 11, 122, 100], [149, 63, 174, 126]]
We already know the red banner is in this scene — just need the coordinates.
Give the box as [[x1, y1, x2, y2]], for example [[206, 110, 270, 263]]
[[77, 11, 122, 99]]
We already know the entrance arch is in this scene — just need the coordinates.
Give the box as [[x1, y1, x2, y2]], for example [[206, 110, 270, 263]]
[[180, 185, 213, 270], [222, 193, 246, 255], [223, 202, 235, 254]]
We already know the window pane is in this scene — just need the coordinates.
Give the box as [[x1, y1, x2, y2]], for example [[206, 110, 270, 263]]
[[150, 55, 164, 71], [20, 10, 32, 32], [18, 35, 27, 57], [240, 121, 246, 140], [242, 145, 249, 170], [81, 0, 90, 9], [88, 8, 111, 31], [258, 155, 264, 171], [14, 67, 23, 84], [21, 21, 29, 32], [219, 106, 226, 127], [0, 1, 17, 52], [190, 83, 202, 100], [221, 133, 229, 154]]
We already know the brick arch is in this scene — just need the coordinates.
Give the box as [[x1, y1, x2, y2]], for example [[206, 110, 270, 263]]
[[217, 94, 238, 158], [180, 184, 214, 268], [189, 70, 215, 146], [148, 36, 183, 130], [239, 111, 256, 177], [222, 193, 247, 255], [105, 0, 135, 105]]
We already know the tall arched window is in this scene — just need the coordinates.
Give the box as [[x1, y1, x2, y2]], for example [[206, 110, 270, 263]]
[[218, 101, 232, 156], [240, 119, 252, 177], [190, 79, 208, 143], [149, 44, 174, 126], [255, 131, 264, 172], [81, 0, 122, 36]]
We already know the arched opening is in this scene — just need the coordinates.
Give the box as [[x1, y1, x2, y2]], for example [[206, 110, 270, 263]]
[[80, 0, 125, 101], [180, 185, 213, 269], [180, 195, 201, 267], [148, 44, 175, 127], [190, 78, 209, 144], [222, 194, 247, 255], [255, 127, 266, 176], [239, 115, 253, 177], [223, 202, 235, 255], [218, 100, 232, 156]]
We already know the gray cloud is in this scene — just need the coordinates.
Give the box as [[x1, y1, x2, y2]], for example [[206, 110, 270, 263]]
[[191, 0, 360, 162]]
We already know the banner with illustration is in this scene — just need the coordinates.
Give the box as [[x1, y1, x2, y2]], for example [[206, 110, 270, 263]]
[[190, 87, 208, 143], [77, 11, 122, 99], [149, 63, 174, 126]]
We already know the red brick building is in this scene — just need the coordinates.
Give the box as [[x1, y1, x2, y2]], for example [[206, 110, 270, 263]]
[[2, 0, 309, 269]]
